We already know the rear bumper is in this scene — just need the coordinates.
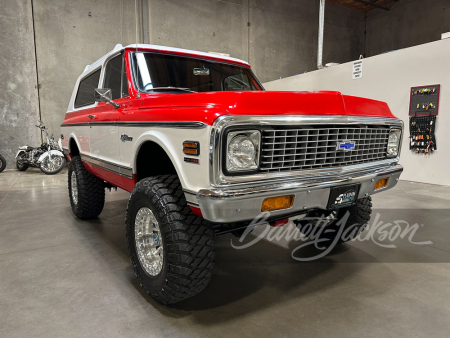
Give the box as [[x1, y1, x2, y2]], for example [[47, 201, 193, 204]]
[[194, 164, 403, 223]]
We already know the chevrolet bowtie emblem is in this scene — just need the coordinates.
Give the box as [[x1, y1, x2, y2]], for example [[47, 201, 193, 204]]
[[337, 141, 356, 151]]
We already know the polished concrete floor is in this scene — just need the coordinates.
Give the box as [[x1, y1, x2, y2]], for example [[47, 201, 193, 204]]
[[0, 167, 449, 337]]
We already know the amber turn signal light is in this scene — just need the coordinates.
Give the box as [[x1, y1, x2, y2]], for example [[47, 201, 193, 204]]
[[261, 195, 294, 212], [183, 148, 198, 155], [374, 178, 389, 191], [183, 142, 198, 148], [183, 141, 199, 156]]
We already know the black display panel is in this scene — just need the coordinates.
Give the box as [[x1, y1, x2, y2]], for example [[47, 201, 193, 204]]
[[409, 84, 440, 116]]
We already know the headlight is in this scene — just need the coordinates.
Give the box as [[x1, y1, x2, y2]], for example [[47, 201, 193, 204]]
[[387, 129, 401, 157], [226, 130, 260, 172]]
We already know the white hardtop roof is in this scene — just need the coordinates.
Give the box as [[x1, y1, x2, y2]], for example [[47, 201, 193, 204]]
[[81, 43, 250, 76]]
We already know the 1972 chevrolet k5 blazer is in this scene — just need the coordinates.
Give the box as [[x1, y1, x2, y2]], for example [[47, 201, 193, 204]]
[[61, 43, 403, 304]]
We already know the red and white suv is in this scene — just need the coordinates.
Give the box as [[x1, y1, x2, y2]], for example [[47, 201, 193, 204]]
[[61, 43, 403, 304]]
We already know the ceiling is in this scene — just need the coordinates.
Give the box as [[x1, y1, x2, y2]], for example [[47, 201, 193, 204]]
[[326, 0, 398, 12]]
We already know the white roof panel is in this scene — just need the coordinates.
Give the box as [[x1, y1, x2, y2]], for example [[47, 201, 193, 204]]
[[82, 43, 250, 76]]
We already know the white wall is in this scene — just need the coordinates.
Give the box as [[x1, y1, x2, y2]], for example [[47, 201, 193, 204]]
[[263, 38, 450, 186]]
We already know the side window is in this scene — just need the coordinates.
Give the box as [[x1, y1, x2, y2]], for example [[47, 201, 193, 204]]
[[223, 73, 256, 91], [104, 55, 122, 100], [104, 53, 128, 100], [74, 69, 101, 108]]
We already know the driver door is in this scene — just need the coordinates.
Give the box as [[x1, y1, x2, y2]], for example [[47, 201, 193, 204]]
[[88, 53, 129, 185]]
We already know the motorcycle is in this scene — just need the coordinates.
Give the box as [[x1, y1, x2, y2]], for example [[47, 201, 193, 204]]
[[15, 121, 66, 175], [0, 154, 6, 173]]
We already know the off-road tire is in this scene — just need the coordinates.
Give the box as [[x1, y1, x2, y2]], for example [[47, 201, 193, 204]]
[[296, 197, 372, 245], [0, 155, 6, 173], [126, 175, 215, 305], [68, 156, 105, 219]]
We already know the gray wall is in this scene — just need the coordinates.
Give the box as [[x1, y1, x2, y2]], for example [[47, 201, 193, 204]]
[[146, 0, 365, 83], [366, 0, 450, 57], [0, 0, 41, 168]]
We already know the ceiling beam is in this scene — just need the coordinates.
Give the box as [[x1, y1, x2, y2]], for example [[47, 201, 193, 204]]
[[354, 0, 390, 10]]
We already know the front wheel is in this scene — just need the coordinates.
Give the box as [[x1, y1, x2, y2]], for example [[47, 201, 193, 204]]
[[126, 175, 215, 305], [40, 155, 66, 175], [0, 155, 6, 173]]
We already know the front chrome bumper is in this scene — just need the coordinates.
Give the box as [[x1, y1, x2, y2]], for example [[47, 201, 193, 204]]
[[193, 164, 403, 223]]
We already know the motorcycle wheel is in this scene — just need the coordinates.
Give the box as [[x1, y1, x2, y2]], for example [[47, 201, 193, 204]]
[[40, 155, 66, 175], [0, 155, 6, 173], [16, 157, 29, 171]]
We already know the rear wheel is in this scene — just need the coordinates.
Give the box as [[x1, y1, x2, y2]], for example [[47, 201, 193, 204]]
[[0, 155, 6, 173], [295, 197, 372, 245], [16, 153, 28, 172], [126, 175, 215, 304], [68, 156, 105, 219]]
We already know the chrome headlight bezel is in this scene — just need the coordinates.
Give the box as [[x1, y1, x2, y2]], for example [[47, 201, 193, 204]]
[[387, 128, 402, 158], [224, 130, 261, 174]]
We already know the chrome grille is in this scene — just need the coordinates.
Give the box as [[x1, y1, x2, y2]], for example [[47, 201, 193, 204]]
[[259, 125, 391, 172]]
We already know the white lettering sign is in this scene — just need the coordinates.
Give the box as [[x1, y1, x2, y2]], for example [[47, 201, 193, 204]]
[[352, 60, 363, 79]]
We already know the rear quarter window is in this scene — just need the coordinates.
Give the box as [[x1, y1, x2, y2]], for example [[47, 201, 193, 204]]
[[74, 69, 101, 108]]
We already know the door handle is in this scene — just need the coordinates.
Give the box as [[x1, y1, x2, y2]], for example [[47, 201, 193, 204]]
[[88, 115, 97, 119]]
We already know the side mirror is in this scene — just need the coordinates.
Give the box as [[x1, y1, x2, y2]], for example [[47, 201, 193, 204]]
[[94, 88, 119, 108]]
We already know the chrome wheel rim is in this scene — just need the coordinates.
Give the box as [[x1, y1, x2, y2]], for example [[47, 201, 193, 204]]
[[135, 207, 164, 276], [71, 170, 78, 205], [42, 156, 63, 172]]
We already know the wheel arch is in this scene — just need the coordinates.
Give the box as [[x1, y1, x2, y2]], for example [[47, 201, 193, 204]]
[[68, 137, 80, 157], [134, 140, 180, 182]]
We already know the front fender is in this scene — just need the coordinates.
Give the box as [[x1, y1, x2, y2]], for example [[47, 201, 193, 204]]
[[121, 126, 212, 193], [38, 150, 64, 163]]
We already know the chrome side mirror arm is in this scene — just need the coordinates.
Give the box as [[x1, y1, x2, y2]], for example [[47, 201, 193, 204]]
[[94, 88, 120, 108]]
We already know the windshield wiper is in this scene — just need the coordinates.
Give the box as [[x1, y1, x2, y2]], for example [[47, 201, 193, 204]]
[[146, 87, 197, 93]]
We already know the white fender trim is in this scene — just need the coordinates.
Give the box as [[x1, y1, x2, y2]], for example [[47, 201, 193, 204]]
[[38, 150, 64, 163]]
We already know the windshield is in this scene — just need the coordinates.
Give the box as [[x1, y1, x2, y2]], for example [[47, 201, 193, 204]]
[[131, 52, 263, 93]]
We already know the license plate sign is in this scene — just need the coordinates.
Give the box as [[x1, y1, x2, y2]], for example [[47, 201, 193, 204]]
[[327, 184, 360, 210]]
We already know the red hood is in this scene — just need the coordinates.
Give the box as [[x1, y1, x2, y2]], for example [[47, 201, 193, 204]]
[[136, 91, 396, 125]]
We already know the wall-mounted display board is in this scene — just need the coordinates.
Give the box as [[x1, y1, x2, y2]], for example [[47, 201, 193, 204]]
[[409, 84, 440, 116], [409, 115, 436, 153], [409, 84, 439, 154]]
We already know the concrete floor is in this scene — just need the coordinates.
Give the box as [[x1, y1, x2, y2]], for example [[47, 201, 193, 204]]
[[0, 168, 449, 338]]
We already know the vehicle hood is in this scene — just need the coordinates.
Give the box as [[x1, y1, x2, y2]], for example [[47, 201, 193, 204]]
[[138, 91, 396, 125]]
